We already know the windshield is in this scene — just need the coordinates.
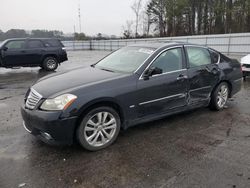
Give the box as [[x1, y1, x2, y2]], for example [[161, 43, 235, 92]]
[[95, 46, 155, 73]]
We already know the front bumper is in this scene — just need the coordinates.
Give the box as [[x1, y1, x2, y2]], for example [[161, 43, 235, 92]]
[[21, 106, 78, 145], [243, 71, 250, 77]]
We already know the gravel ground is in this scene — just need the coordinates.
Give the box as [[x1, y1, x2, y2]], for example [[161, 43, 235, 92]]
[[0, 51, 250, 188]]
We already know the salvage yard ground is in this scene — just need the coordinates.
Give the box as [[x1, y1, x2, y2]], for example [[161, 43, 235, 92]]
[[0, 51, 250, 188]]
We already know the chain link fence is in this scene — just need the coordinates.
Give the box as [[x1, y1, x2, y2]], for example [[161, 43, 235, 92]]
[[62, 33, 250, 58]]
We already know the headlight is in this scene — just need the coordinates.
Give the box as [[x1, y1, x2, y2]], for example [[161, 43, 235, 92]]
[[40, 94, 77, 111]]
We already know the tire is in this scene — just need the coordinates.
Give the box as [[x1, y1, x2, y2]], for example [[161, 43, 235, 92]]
[[243, 75, 247, 81], [77, 106, 121, 151], [209, 82, 229, 111], [42, 57, 58, 71]]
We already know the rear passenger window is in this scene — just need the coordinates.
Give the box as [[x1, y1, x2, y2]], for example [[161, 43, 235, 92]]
[[186, 47, 211, 68], [27, 40, 43, 48], [43, 39, 63, 47]]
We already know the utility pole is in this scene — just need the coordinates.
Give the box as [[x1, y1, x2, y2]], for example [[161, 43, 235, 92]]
[[78, 0, 82, 33], [73, 25, 76, 38]]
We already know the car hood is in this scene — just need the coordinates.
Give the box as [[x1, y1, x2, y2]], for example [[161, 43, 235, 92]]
[[32, 67, 126, 98], [241, 54, 250, 65]]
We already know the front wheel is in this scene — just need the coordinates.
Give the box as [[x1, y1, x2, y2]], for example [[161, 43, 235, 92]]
[[210, 82, 229, 111], [42, 57, 58, 71], [77, 106, 121, 151]]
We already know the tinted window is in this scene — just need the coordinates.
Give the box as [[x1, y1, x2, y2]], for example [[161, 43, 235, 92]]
[[151, 48, 183, 73], [43, 39, 63, 47], [209, 49, 220, 63], [27, 40, 43, 48], [186, 47, 211, 67], [95, 47, 154, 73], [5, 40, 25, 49]]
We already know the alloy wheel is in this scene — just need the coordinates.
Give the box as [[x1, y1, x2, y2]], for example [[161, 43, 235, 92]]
[[47, 59, 56, 69], [84, 111, 117, 147], [217, 84, 228, 108]]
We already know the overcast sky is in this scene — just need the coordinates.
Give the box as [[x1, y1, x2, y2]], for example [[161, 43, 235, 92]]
[[0, 0, 144, 36]]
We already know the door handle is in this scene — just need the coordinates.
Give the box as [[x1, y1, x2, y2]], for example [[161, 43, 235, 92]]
[[21, 50, 26, 53], [177, 74, 188, 81]]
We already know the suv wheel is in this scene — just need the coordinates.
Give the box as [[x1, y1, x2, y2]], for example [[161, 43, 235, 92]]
[[210, 82, 229, 111], [43, 57, 58, 71], [77, 106, 121, 151]]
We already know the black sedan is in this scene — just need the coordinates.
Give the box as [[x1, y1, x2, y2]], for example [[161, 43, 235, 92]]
[[21, 43, 242, 151]]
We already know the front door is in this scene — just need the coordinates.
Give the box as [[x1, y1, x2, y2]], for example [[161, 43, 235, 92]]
[[136, 47, 188, 117], [185, 46, 220, 104], [2, 40, 27, 66]]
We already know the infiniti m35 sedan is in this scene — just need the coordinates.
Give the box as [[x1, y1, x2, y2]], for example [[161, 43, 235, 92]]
[[21, 42, 242, 151]]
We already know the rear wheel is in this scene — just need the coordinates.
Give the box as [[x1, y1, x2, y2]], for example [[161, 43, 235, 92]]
[[210, 82, 229, 111], [42, 57, 58, 71], [77, 106, 121, 151]]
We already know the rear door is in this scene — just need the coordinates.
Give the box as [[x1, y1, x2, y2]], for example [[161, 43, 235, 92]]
[[2, 40, 27, 66], [185, 46, 220, 104], [25, 39, 45, 65], [136, 47, 188, 117]]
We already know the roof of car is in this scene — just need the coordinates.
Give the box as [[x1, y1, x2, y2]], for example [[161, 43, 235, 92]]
[[128, 41, 200, 49], [4, 38, 60, 42]]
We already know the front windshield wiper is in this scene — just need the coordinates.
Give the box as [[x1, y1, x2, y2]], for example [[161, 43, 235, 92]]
[[100, 68, 114, 72]]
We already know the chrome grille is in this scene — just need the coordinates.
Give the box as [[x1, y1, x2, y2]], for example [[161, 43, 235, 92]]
[[25, 88, 42, 110]]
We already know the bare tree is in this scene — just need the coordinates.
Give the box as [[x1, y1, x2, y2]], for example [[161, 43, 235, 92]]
[[142, 9, 153, 37], [131, 0, 143, 37], [122, 20, 134, 39]]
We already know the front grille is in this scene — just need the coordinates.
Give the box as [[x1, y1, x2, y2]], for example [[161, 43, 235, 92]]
[[25, 88, 42, 110]]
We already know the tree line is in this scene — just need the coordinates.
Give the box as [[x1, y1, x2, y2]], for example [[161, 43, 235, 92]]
[[124, 0, 250, 38], [0, 29, 119, 41], [0, 29, 67, 41]]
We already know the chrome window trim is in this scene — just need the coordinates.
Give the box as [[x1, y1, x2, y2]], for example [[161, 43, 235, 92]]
[[184, 44, 208, 49], [150, 69, 187, 79], [139, 93, 186, 106], [139, 46, 184, 80], [208, 48, 221, 64]]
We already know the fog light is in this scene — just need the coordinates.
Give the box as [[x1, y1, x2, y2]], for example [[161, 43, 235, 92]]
[[41, 132, 53, 140]]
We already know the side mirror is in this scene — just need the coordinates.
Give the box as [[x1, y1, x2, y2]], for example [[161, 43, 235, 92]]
[[143, 67, 163, 80], [2, 46, 8, 51]]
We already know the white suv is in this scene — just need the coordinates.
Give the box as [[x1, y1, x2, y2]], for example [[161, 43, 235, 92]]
[[241, 54, 250, 81]]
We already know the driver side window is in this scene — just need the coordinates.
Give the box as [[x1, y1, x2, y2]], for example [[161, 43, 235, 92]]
[[151, 48, 183, 74], [5, 40, 26, 50]]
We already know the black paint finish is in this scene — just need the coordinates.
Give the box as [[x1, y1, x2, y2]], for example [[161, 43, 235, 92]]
[[21, 43, 242, 145], [0, 38, 67, 68]]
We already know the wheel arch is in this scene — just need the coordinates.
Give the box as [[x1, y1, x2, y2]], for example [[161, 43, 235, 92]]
[[212, 80, 232, 98], [42, 54, 59, 64], [75, 98, 125, 134]]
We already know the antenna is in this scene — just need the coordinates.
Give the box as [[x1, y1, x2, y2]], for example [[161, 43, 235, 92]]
[[78, 0, 82, 33]]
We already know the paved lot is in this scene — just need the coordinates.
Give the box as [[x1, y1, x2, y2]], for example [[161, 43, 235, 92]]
[[0, 51, 250, 188]]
